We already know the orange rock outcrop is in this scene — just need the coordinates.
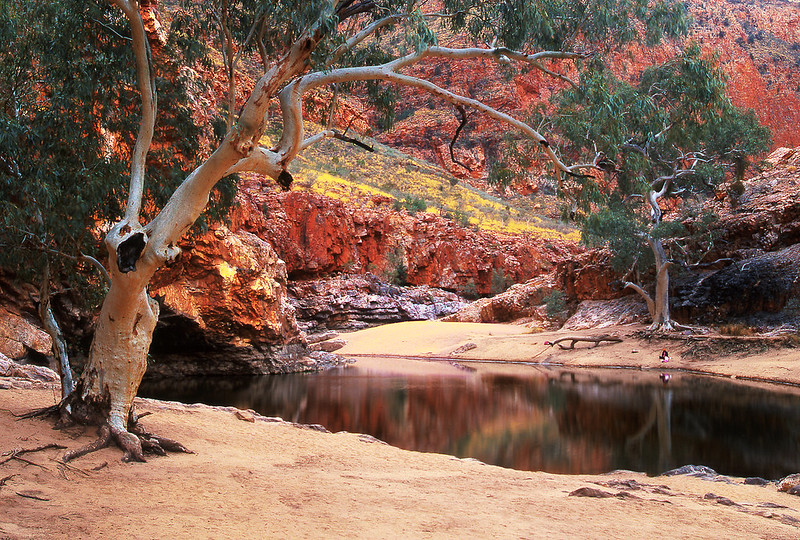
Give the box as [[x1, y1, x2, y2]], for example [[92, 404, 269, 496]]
[[232, 179, 580, 295]]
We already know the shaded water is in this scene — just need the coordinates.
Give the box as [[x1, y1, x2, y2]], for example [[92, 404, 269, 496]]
[[139, 364, 800, 478]]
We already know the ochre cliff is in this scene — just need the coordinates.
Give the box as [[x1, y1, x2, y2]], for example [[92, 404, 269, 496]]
[[149, 226, 300, 350], [709, 147, 800, 253], [232, 178, 580, 295]]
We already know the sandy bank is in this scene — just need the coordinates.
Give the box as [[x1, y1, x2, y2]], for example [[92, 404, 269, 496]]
[[339, 321, 800, 387], [2, 320, 800, 539]]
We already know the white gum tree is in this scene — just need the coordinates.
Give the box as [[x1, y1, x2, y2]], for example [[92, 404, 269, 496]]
[[57, 0, 689, 460], [560, 45, 770, 332]]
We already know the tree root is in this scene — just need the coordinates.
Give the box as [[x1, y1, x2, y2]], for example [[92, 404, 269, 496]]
[[642, 321, 709, 337], [61, 418, 193, 463], [62, 424, 112, 463], [15, 402, 78, 430], [12, 405, 60, 420], [0, 443, 67, 465], [13, 393, 193, 463]]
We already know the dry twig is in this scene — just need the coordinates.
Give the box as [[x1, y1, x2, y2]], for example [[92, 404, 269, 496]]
[[0, 444, 66, 465]]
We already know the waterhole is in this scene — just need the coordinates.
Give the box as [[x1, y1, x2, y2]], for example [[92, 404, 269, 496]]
[[139, 363, 800, 478]]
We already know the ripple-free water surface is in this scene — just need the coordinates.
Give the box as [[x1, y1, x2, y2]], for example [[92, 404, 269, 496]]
[[139, 364, 800, 478]]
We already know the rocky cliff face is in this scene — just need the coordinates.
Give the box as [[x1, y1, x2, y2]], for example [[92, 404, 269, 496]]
[[672, 146, 800, 323], [132, 177, 570, 373], [444, 249, 625, 326], [146, 226, 311, 376], [233, 179, 580, 294], [0, 278, 51, 363], [708, 147, 800, 254], [673, 243, 800, 323], [289, 273, 467, 334], [693, 0, 800, 149], [133, 176, 585, 371]]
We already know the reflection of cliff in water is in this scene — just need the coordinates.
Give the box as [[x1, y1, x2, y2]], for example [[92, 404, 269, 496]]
[[140, 368, 800, 478]]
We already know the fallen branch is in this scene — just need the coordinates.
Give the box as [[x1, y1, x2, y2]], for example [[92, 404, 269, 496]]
[[10, 455, 48, 469], [0, 443, 67, 465], [55, 459, 91, 477], [544, 335, 623, 350], [16, 490, 50, 501], [333, 130, 373, 152]]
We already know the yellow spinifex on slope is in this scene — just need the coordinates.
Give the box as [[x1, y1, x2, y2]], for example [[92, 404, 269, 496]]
[[263, 122, 577, 242]]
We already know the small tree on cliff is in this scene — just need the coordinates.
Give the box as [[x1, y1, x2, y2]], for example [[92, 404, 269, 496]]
[[554, 44, 770, 331], [16, 0, 692, 460]]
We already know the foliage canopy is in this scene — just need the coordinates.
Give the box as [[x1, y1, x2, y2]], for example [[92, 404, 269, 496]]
[[0, 0, 233, 305]]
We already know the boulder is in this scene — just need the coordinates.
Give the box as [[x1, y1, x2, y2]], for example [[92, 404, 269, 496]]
[[0, 352, 59, 383], [673, 243, 800, 323], [148, 226, 309, 376], [563, 297, 650, 330], [0, 306, 51, 361], [778, 473, 800, 493]]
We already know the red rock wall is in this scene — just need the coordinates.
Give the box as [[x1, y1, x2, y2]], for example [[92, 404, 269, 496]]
[[232, 180, 581, 295], [150, 226, 301, 349]]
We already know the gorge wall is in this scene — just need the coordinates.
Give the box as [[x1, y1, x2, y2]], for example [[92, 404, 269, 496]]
[[231, 179, 581, 294]]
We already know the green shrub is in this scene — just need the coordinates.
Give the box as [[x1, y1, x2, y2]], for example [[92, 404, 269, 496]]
[[490, 268, 513, 295], [382, 247, 407, 286], [543, 290, 567, 317], [461, 279, 479, 300], [402, 195, 427, 213]]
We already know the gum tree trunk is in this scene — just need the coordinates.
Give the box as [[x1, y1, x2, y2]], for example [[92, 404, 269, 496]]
[[648, 236, 674, 332], [70, 272, 157, 432], [59, 0, 323, 461], [623, 235, 674, 332]]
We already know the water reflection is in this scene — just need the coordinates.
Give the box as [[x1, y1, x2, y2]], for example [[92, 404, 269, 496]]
[[139, 366, 800, 478]]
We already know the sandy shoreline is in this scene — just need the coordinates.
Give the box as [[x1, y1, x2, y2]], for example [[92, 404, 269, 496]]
[[3, 320, 800, 539], [339, 321, 800, 388]]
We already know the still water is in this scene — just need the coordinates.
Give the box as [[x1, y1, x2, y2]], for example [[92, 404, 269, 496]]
[[139, 363, 800, 479]]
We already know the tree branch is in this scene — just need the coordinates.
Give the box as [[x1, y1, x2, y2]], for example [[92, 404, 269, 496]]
[[111, 0, 156, 224], [335, 0, 376, 21], [295, 129, 375, 155], [80, 253, 112, 285], [624, 282, 655, 317], [421, 46, 583, 87], [257, 49, 592, 182], [328, 14, 405, 66], [38, 260, 73, 400], [333, 130, 374, 152], [449, 104, 472, 171], [545, 335, 623, 349]]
